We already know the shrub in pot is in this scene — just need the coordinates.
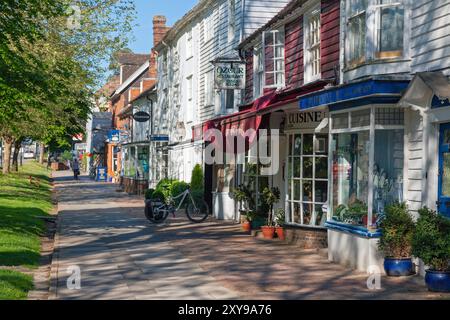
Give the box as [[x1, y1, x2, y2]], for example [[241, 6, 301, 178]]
[[412, 207, 450, 292], [274, 208, 286, 241], [260, 187, 280, 239], [144, 188, 155, 200], [231, 184, 255, 232], [378, 202, 415, 276]]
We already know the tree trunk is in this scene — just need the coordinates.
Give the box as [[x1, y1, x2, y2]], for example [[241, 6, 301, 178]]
[[11, 138, 23, 172], [39, 143, 45, 164], [2, 137, 13, 174]]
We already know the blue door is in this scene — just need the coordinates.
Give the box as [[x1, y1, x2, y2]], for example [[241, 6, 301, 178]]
[[438, 123, 450, 217]]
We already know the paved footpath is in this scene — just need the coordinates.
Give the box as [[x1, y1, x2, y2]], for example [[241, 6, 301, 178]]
[[50, 171, 449, 300]]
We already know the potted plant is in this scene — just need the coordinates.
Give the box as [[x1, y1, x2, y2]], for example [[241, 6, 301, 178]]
[[231, 184, 255, 232], [412, 207, 450, 292], [378, 202, 416, 276], [260, 187, 280, 239], [274, 208, 286, 241]]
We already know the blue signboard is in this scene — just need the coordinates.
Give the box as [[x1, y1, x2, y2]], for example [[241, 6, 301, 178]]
[[299, 80, 410, 111], [150, 135, 169, 142], [96, 167, 108, 182], [108, 130, 120, 143]]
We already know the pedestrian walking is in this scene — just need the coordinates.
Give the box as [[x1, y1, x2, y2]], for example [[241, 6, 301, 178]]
[[71, 157, 80, 180]]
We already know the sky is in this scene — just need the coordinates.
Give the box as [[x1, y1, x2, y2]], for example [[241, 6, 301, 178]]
[[128, 0, 199, 54]]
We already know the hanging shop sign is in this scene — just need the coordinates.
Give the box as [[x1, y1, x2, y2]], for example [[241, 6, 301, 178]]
[[286, 109, 328, 130], [214, 61, 246, 90], [133, 111, 151, 122], [108, 130, 120, 143]]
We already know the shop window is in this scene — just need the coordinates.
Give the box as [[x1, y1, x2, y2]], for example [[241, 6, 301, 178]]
[[331, 112, 349, 129], [375, 0, 404, 59], [330, 107, 404, 227], [346, 0, 367, 66], [375, 107, 404, 125], [304, 7, 321, 83], [287, 133, 328, 227], [263, 29, 285, 88], [351, 109, 371, 127]]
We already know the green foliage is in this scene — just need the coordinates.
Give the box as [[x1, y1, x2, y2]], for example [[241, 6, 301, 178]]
[[261, 187, 281, 226], [60, 150, 73, 162], [190, 164, 204, 191], [0, 270, 34, 300], [231, 184, 255, 212], [378, 202, 415, 258], [144, 188, 155, 200], [334, 200, 368, 224], [171, 181, 190, 206], [412, 207, 450, 271], [274, 208, 285, 227]]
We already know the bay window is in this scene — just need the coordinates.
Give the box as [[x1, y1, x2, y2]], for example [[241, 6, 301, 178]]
[[263, 29, 285, 88], [329, 107, 404, 228], [304, 7, 321, 83]]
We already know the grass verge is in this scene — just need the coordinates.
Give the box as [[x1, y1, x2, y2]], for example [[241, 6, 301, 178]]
[[0, 161, 52, 299]]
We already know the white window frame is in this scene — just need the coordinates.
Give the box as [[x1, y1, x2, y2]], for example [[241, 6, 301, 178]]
[[228, 0, 236, 43], [186, 75, 193, 122], [253, 45, 264, 98], [373, 0, 405, 59], [346, 0, 367, 67], [204, 70, 214, 106], [304, 6, 321, 83], [262, 29, 285, 89]]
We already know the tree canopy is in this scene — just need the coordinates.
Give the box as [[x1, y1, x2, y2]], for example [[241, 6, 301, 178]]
[[0, 0, 136, 172]]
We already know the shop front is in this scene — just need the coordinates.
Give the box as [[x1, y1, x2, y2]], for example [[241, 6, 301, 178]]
[[121, 142, 150, 195], [299, 78, 410, 272], [283, 107, 329, 248]]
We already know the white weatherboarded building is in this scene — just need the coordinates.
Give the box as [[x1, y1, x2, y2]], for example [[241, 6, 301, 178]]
[[153, 0, 289, 195]]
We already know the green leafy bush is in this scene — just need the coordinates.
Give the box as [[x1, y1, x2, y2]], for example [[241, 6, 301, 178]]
[[378, 202, 415, 258], [412, 207, 450, 271], [171, 181, 190, 206], [145, 188, 155, 200], [261, 187, 280, 226], [274, 208, 285, 227], [190, 164, 204, 191], [231, 184, 255, 213]]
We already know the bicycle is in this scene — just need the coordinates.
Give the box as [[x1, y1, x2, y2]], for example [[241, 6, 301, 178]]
[[145, 187, 209, 223]]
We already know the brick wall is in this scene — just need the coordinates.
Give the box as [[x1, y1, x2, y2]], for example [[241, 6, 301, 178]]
[[284, 226, 328, 249]]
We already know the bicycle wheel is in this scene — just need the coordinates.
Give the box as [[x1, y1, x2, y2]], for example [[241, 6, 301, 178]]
[[186, 199, 209, 223], [145, 199, 169, 223]]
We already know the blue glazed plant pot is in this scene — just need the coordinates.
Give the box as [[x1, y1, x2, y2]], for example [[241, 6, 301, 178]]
[[425, 270, 450, 292], [384, 258, 414, 276]]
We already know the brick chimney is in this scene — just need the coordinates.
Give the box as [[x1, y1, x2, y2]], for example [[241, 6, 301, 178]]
[[153, 15, 169, 47]]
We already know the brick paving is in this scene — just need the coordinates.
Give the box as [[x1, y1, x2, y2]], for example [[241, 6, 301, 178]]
[[50, 171, 450, 300]]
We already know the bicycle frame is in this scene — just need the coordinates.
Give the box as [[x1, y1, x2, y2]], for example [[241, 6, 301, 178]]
[[154, 189, 197, 215]]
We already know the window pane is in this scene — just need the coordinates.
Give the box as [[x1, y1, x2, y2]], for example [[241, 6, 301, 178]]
[[375, 108, 404, 125], [315, 157, 328, 179], [332, 131, 370, 226], [315, 134, 328, 154], [303, 157, 313, 178], [294, 135, 302, 154], [373, 130, 404, 214], [294, 180, 301, 200], [315, 181, 328, 203], [293, 157, 301, 177], [351, 109, 370, 127], [303, 134, 314, 155], [349, 0, 368, 14], [315, 204, 326, 226], [303, 203, 313, 225], [332, 113, 349, 129], [443, 153, 450, 197], [303, 180, 313, 202], [293, 202, 301, 223], [348, 14, 366, 63], [380, 6, 404, 52]]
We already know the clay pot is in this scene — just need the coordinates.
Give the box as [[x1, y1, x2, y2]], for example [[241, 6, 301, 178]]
[[242, 221, 251, 232], [275, 227, 285, 241], [261, 226, 275, 239]]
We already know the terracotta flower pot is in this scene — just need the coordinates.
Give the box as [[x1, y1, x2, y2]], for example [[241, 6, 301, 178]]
[[242, 221, 251, 232], [275, 227, 285, 241], [261, 226, 275, 239]]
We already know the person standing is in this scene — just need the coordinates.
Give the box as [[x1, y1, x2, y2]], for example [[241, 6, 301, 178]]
[[72, 157, 80, 180]]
